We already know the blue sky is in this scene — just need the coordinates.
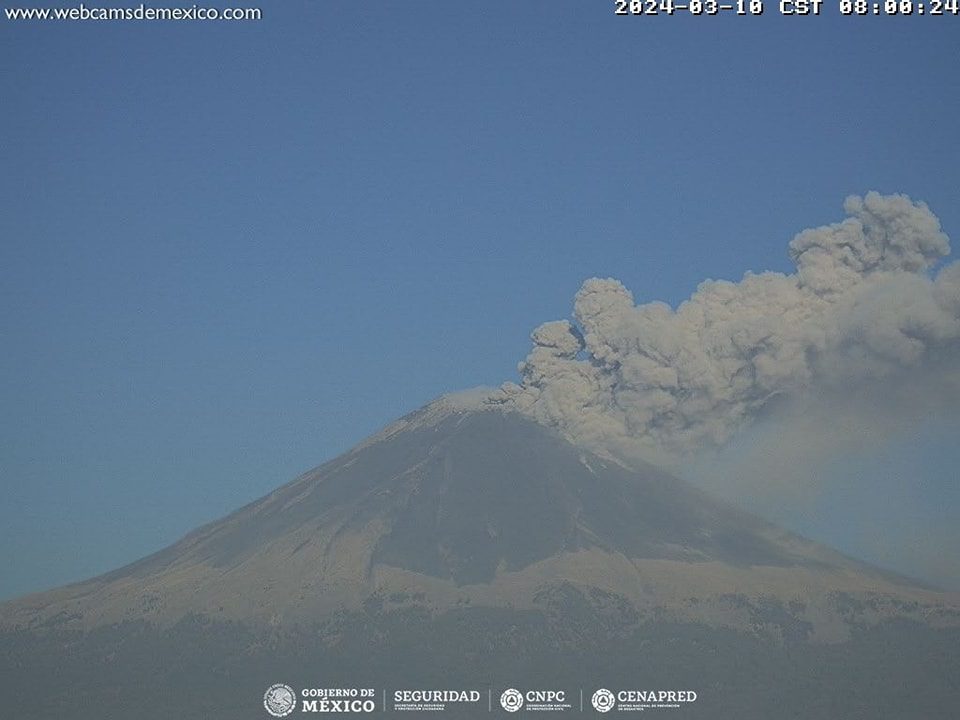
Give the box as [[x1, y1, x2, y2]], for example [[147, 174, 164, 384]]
[[2, 3, 958, 599]]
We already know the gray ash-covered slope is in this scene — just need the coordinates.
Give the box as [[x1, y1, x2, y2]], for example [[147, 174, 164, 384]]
[[2, 397, 959, 719]]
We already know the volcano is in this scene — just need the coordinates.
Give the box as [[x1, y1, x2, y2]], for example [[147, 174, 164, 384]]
[[2, 397, 958, 719]]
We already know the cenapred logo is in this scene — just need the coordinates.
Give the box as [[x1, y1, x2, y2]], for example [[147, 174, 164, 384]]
[[263, 683, 297, 717], [593, 688, 698, 712], [591, 688, 616, 713], [500, 688, 524, 712]]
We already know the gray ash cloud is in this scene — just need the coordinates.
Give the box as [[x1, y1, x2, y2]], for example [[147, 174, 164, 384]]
[[500, 192, 959, 462]]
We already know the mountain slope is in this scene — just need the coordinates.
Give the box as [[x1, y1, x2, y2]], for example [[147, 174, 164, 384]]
[[2, 401, 955, 642]]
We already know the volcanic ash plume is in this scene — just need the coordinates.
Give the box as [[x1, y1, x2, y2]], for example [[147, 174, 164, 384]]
[[500, 192, 959, 460]]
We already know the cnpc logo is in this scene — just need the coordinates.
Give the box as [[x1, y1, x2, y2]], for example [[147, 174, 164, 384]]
[[499, 688, 567, 712]]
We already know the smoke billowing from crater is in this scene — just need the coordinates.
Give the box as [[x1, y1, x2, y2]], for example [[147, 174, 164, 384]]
[[500, 192, 959, 463]]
